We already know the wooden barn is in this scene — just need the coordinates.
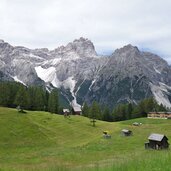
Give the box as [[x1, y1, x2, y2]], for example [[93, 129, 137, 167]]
[[72, 106, 82, 115], [148, 112, 171, 119], [145, 133, 169, 150], [121, 129, 132, 136]]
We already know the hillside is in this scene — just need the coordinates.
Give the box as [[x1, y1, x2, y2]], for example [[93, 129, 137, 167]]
[[0, 107, 171, 171]]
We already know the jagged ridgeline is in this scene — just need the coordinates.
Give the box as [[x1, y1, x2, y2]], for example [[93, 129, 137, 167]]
[[0, 38, 171, 109]]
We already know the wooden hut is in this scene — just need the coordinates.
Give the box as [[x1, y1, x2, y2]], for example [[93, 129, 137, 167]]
[[145, 133, 169, 150], [121, 129, 132, 136], [103, 131, 111, 139], [132, 122, 140, 126], [72, 106, 82, 115], [63, 109, 70, 116]]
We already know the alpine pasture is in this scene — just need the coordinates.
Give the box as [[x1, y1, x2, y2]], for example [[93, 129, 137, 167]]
[[0, 107, 171, 171]]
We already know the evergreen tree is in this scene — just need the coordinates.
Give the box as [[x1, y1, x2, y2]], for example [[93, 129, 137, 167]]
[[112, 104, 127, 121], [27, 87, 36, 110], [0, 82, 11, 106], [82, 102, 89, 117], [158, 104, 167, 111], [144, 98, 154, 113], [89, 101, 101, 120], [102, 106, 113, 121], [8, 82, 21, 107], [14, 86, 28, 109], [34, 87, 46, 111], [48, 89, 59, 114], [126, 103, 133, 119], [137, 100, 146, 117], [131, 105, 140, 118]]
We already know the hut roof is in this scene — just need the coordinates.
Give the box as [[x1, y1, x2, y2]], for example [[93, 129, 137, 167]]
[[103, 130, 110, 134], [73, 106, 81, 112], [148, 133, 167, 141], [63, 109, 70, 113], [133, 122, 139, 126], [122, 129, 131, 133], [149, 112, 171, 114]]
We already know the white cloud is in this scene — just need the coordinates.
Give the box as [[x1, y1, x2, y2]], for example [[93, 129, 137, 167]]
[[0, 0, 171, 63]]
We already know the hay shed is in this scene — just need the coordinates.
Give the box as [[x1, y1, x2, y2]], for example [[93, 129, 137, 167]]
[[121, 129, 132, 136], [145, 133, 169, 150]]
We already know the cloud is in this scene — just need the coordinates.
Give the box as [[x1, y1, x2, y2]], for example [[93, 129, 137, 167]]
[[0, 0, 171, 63]]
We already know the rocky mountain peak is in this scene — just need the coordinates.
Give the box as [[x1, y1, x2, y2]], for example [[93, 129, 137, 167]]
[[73, 37, 88, 42], [114, 44, 139, 54], [110, 44, 141, 64], [66, 37, 97, 57], [0, 40, 4, 43], [51, 37, 97, 58]]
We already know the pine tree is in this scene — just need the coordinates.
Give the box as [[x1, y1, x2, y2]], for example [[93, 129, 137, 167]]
[[89, 101, 101, 120], [8, 82, 21, 107], [89, 101, 101, 126], [112, 104, 127, 121], [102, 106, 113, 121], [34, 87, 46, 111], [14, 86, 28, 109], [0, 83, 11, 106], [82, 102, 89, 117], [126, 103, 133, 119], [27, 87, 36, 110], [48, 89, 59, 114], [158, 104, 167, 111]]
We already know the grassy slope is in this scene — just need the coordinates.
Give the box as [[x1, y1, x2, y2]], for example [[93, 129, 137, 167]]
[[0, 107, 171, 171]]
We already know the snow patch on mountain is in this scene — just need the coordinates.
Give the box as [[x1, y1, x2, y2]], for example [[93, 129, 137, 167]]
[[13, 76, 26, 86], [150, 82, 171, 108], [42, 58, 61, 65], [154, 67, 161, 74], [89, 79, 96, 91], [35, 66, 56, 83], [35, 66, 80, 106], [63, 77, 80, 107], [35, 66, 62, 88]]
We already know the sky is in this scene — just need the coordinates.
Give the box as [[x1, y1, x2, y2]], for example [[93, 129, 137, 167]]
[[0, 0, 171, 63]]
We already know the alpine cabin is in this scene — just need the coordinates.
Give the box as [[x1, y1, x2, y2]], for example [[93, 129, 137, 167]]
[[145, 133, 169, 150], [121, 129, 132, 136]]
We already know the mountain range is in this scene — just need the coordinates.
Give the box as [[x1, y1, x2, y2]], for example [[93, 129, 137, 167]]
[[0, 37, 171, 109]]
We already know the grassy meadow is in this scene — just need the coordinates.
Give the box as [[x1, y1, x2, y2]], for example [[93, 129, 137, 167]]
[[0, 107, 171, 171]]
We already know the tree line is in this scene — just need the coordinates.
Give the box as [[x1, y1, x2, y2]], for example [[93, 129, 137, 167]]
[[82, 98, 168, 122], [0, 82, 59, 113], [0, 81, 169, 122]]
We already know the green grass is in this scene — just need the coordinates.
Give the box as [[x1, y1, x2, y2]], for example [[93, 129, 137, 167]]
[[0, 107, 171, 171]]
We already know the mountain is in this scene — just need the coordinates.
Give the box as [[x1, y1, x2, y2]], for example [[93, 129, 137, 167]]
[[0, 38, 171, 108]]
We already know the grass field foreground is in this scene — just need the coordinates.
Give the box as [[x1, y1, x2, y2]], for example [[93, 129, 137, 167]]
[[0, 107, 171, 171]]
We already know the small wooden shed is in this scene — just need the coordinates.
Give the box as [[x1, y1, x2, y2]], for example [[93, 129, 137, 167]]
[[63, 109, 70, 116], [132, 122, 139, 126], [103, 131, 111, 139], [145, 133, 169, 150], [72, 106, 82, 115], [121, 129, 132, 136]]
